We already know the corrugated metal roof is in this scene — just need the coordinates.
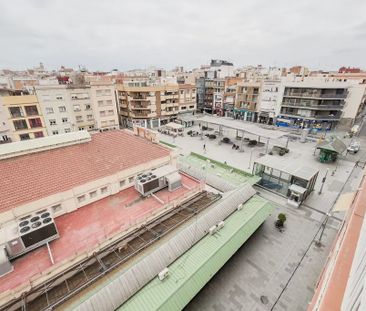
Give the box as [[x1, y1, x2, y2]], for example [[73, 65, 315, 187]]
[[199, 115, 287, 139], [120, 196, 273, 311], [67, 184, 258, 311]]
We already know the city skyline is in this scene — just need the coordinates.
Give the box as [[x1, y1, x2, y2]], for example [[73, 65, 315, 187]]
[[1, 0, 365, 71]]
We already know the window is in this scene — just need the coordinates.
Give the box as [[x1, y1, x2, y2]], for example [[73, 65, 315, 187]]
[[56, 95, 63, 100], [98, 100, 104, 107], [106, 100, 112, 106], [89, 191, 97, 198], [46, 107, 54, 114], [180, 90, 184, 95], [89, 125, 94, 129], [120, 180, 126, 187], [9, 107, 24, 118], [128, 176, 134, 183], [62, 117, 68, 123], [19, 133, 30, 140], [64, 128, 71, 133], [85, 104, 91, 110], [29, 118, 42, 128], [73, 104, 81, 111], [104, 89, 111, 95], [76, 116, 83, 122], [51, 204, 62, 213], [59, 106, 66, 112], [13, 119, 28, 130], [109, 120, 115, 124], [101, 186, 108, 194], [96, 90, 103, 96], [49, 119, 57, 126], [78, 127, 84, 130], [52, 130, 59, 135], [87, 114, 93, 120], [100, 111, 106, 117], [25, 106, 39, 116], [77, 195, 85, 203], [34, 131, 44, 138], [108, 110, 114, 115]]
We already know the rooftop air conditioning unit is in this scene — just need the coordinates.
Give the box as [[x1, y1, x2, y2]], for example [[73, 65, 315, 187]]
[[217, 221, 225, 230], [134, 165, 182, 196], [5, 209, 59, 259]]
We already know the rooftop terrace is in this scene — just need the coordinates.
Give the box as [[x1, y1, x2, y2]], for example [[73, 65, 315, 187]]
[[0, 174, 200, 299]]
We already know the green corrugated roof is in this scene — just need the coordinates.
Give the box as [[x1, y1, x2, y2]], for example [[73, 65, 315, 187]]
[[119, 196, 273, 311], [179, 153, 260, 185]]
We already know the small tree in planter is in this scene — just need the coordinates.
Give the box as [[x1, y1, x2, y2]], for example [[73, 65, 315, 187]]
[[275, 213, 287, 229]]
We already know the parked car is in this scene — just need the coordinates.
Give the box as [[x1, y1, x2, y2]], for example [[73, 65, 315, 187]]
[[347, 141, 360, 154]]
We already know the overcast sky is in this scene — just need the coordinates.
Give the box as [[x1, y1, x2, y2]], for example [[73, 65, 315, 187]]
[[1, 0, 365, 71]]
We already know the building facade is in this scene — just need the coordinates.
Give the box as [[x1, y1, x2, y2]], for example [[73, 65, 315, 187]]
[[116, 84, 183, 128], [36, 85, 75, 135], [0, 95, 47, 141], [178, 84, 196, 114], [257, 80, 281, 124], [90, 82, 119, 131], [277, 83, 348, 130], [234, 82, 261, 122]]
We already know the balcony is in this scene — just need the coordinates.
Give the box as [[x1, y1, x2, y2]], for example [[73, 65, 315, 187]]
[[280, 112, 341, 121], [130, 112, 156, 118], [281, 102, 344, 110], [283, 92, 347, 99]]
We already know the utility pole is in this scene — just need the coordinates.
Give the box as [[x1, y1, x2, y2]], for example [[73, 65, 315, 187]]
[[318, 168, 329, 195], [315, 213, 331, 247]]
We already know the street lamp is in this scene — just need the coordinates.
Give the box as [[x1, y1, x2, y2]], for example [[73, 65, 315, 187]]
[[318, 168, 329, 195], [315, 212, 331, 247]]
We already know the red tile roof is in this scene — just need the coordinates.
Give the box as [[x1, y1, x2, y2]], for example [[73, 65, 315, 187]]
[[0, 130, 170, 212]]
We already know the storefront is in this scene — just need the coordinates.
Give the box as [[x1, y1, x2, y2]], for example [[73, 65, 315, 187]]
[[276, 116, 334, 132]]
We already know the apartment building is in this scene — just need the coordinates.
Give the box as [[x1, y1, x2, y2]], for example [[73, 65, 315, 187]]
[[116, 84, 180, 128], [223, 77, 243, 117], [90, 81, 119, 131], [0, 102, 11, 143], [36, 85, 97, 135], [178, 84, 196, 113], [277, 82, 348, 130], [234, 82, 261, 122], [0, 95, 47, 141], [213, 78, 225, 115], [196, 77, 206, 112], [36, 85, 75, 135], [257, 80, 281, 124]]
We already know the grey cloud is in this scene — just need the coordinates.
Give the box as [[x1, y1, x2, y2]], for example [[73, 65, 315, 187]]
[[0, 0, 365, 71]]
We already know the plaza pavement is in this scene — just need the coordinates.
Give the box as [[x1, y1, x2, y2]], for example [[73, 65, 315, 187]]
[[158, 119, 365, 311]]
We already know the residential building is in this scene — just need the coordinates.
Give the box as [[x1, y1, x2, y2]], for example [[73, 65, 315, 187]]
[[116, 84, 180, 128], [257, 80, 281, 124], [90, 81, 119, 131], [196, 77, 206, 112], [0, 95, 47, 141], [308, 169, 366, 311], [213, 78, 225, 115], [209, 59, 234, 78], [178, 84, 196, 114], [36, 85, 75, 135], [223, 77, 243, 117], [234, 82, 261, 122], [277, 82, 349, 130]]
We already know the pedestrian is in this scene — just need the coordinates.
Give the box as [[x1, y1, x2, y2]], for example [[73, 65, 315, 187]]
[[203, 143, 206, 151]]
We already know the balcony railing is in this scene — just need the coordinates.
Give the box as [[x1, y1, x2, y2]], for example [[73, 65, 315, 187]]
[[280, 113, 341, 120], [283, 92, 347, 99], [281, 102, 344, 110]]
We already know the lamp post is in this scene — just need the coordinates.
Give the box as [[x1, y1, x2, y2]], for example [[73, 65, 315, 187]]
[[318, 168, 329, 195], [315, 212, 331, 247]]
